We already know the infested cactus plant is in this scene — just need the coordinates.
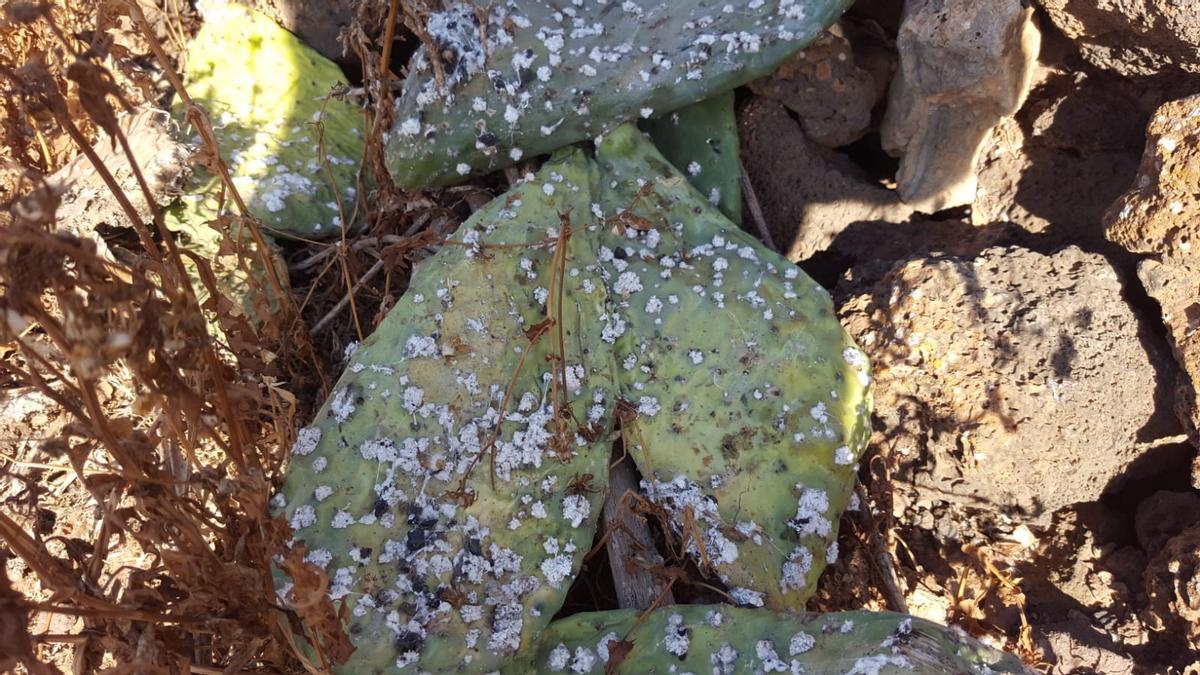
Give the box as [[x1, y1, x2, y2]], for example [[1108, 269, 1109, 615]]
[[385, 0, 854, 188], [645, 91, 743, 224], [171, 0, 364, 240], [275, 146, 618, 672], [594, 125, 871, 607], [509, 605, 1031, 674], [164, 0, 367, 322], [274, 124, 874, 671]]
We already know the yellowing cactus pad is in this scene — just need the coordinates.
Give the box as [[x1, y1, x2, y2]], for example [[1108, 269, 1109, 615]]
[[173, 0, 364, 239]]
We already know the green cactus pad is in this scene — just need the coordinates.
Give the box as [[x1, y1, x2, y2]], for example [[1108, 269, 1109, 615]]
[[276, 124, 870, 671], [173, 0, 363, 239], [385, 0, 853, 189], [593, 125, 871, 609], [275, 147, 619, 672], [645, 91, 743, 224], [509, 605, 1031, 674]]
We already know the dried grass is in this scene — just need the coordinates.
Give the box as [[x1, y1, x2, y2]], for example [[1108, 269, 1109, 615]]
[[0, 1, 441, 671]]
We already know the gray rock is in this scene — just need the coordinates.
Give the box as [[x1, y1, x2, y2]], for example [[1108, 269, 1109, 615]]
[[881, 0, 1041, 212], [1136, 259, 1200, 445]]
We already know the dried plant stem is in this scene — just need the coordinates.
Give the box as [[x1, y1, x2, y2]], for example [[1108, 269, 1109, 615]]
[[603, 451, 675, 610], [0, 451, 106, 475], [739, 158, 777, 253], [314, 109, 365, 340], [854, 481, 908, 613], [98, 112, 257, 471], [290, 235, 406, 272], [312, 258, 384, 334], [376, 0, 402, 113]]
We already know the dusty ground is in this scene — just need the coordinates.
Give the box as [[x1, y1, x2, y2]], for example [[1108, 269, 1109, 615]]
[[3, 0, 1200, 673]]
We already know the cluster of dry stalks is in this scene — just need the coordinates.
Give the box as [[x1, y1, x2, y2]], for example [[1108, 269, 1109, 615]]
[[0, 0, 448, 671]]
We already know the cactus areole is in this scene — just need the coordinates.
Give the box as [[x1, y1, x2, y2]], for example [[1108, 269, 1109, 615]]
[[275, 125, 872, 671], [385, 0, 853, 189]]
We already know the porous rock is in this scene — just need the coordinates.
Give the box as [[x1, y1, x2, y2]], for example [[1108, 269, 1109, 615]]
[[1136, 490, 1200, 556], [837, 246, 1178, 525], [1138, 260, 1200, 448], [747, 22, 879, 147], [1142, 524, 1200, 647], [1107, 97, 1200, 445], [739, 98, 913, 262], [1105, 94, 1200, 260], [1037, 0, 1200, 83], [972, 69, 1147, 246], [881, 0, 1040, 213]]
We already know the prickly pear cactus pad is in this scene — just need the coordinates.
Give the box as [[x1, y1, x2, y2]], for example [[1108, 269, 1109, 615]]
[[275, 148, 619, 672], [593, 125, 871, 609], [645, 91, 743, 225], [508, 605, 1031, 674], [276, 124, 870, 671], [385, 0, 853, 189], [173, 0, 363, 239]]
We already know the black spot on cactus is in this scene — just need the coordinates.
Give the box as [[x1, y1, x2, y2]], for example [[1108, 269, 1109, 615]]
[[393, 630, 423, 655], [405, 528, 427, 552]]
